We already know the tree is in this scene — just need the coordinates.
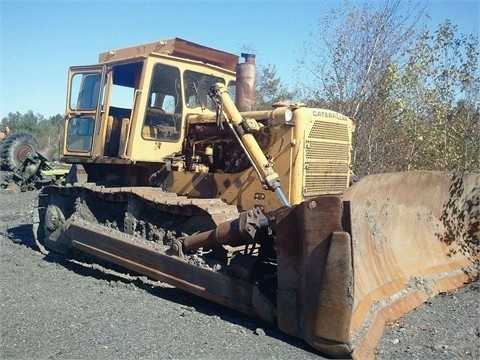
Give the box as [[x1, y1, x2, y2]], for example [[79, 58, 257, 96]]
[[299, 0, 479, 175], [255, 64, 297, 109], [299, 0, 426, 176], [1, 110, 42, 133], [388, 21, 479, 172], [301, 1, 424, 114]]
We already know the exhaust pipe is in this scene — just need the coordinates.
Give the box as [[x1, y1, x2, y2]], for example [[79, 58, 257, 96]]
[[235, 53, 256, 111]]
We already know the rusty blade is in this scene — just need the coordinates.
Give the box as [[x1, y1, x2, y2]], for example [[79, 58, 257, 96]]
[[343, 171, 479, 359]]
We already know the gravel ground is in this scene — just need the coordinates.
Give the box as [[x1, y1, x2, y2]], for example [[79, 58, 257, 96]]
[[0, 178, 478, 360]]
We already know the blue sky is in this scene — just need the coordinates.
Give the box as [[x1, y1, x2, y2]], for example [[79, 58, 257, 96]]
[[1, 0, 478, 119]]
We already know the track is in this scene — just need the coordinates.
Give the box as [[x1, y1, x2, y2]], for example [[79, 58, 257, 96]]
[[32, 183, 279, 325], [33, 183, 240, 256]]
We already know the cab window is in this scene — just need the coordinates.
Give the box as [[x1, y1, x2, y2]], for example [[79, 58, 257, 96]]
[[70, 72, 101, 111], [143, 64, 182, 142], [184, 71, 224, 111]]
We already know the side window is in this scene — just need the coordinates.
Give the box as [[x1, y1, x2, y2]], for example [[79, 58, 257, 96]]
[[143, 64, 182, 142]]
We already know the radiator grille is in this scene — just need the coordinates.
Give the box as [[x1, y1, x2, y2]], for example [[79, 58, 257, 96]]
[[305, 162, 349, 173], [309, 121, 349, 142], [302, 118, 351, 196], [304, 174, 349, 195], [305, 142, 350, 162]]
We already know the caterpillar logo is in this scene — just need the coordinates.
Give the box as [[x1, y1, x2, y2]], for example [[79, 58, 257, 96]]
[[312, 110, 348, 120]]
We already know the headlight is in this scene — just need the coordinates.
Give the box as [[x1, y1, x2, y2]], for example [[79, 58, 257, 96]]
[[272, 107, 295, 126], [284, 109, 293, 124]]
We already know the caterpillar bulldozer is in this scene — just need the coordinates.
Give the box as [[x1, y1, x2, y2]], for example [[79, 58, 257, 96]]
[[33, 38, 479, 359]]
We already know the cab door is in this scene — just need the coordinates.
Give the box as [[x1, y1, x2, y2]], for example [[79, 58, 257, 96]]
[[64, 65, 106, 157]]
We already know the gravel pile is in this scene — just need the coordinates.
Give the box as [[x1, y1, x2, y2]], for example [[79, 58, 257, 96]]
[[0, 177, 478, 359]]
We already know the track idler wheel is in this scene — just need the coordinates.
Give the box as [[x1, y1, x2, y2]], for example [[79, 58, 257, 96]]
[[42, 205, 72, 254]]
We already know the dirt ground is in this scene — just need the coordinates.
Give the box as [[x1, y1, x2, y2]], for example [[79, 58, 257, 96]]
[[0, 178, 478, 359]]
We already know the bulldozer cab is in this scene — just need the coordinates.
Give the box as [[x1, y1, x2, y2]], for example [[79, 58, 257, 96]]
[[63, 38, 237, 165]]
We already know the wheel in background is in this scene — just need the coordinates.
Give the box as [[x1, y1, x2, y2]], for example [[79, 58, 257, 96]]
[[0, 132, 39, 171]]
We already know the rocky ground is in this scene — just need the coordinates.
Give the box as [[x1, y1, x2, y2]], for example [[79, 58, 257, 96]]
[[0, 175, 478, 360]]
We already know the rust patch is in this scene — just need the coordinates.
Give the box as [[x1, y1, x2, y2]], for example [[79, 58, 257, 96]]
[[438, 173, 480, 261]]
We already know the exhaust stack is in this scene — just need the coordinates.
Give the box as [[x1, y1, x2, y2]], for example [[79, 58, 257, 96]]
[[235, 53, 256, 111]]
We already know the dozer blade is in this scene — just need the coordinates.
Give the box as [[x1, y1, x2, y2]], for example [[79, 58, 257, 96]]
[[344, 171, 479, 358], [274, 171, 478, 359]]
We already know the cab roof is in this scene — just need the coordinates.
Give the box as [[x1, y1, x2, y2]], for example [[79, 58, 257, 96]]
[[98, 38, 239, 72]]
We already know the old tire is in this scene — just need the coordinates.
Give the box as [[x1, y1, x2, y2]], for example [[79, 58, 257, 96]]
[[0, 132, 39, 171]]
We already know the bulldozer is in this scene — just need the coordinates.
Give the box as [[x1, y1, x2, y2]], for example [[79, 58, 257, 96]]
[[33, 38, 479, 359]]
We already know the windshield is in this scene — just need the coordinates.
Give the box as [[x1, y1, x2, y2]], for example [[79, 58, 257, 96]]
[[183, 71, 224, 111]]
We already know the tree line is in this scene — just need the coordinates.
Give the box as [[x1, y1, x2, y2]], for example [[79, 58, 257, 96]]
[[2, 0, 478, 176], [259, 0, 479, 176], [1, 111, 63, 153]]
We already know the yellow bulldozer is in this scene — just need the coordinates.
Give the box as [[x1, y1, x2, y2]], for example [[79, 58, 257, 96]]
[[33, 38, 479, 359]]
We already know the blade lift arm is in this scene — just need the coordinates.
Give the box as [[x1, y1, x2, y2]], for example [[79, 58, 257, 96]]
[[208, 83, 290, 207]]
